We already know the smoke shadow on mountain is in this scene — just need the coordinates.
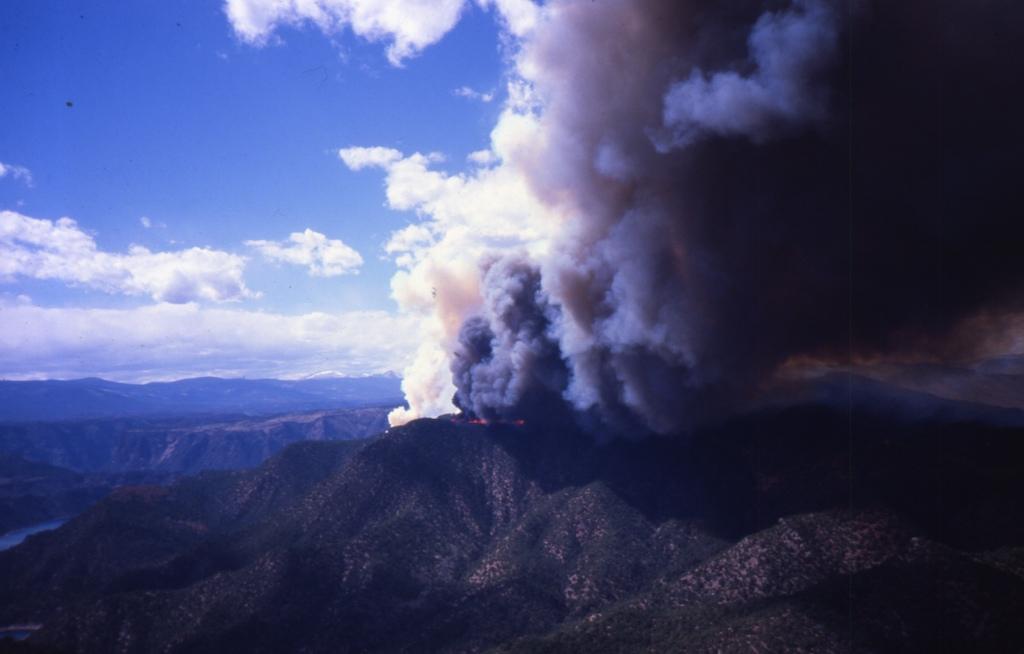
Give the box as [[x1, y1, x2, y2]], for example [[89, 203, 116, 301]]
[[482, 395, 1024, 550]]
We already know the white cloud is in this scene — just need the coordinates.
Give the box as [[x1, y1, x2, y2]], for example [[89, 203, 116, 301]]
[[0, 161, 33, 187], [467, 149, 497, 166], [454, 86, 495, 102], [0, 210, 256, 303], [338, 145, 403, 170], [246, 228, 364, 277], [224, 0, 467, 65], [0, 299, 420, 382], [475, 0, 539, 38], [139, 216, 167, 229]]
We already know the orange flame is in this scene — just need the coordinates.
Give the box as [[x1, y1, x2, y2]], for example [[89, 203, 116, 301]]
[[458, 417, 526, 427]]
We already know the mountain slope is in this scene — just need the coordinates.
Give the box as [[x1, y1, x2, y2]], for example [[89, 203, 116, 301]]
[[0, 439, 369, 627], [2, 406, 1023, 652]]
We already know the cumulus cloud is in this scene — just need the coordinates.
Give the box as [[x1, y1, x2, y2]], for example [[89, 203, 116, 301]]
[[224, 0, 542, 64], [0, 210, 255, 303], [0, 298, 420, 382], [0, 161, 33, 187], [246, 228, 364, 277], [224, 0, 467, 65]]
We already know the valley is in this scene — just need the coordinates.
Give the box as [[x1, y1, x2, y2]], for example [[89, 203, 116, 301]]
[[0, 407, 391, 475], [0, 378, 400, 537]]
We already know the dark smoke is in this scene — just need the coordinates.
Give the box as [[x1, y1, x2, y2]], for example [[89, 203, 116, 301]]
[[660, 0, 840, 148], [451, 257, 569, 422], [451, 0, 1024, 434]]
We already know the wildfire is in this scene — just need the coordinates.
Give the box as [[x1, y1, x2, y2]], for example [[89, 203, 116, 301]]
[[459, 417, 526, 427]]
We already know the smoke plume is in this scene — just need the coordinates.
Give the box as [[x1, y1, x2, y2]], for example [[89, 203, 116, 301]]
[[373, 0, 1024, 433], [450, 257, 568, 421]]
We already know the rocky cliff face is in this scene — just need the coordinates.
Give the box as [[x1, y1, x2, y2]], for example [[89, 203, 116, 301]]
[[1, 406, 1023, 653]]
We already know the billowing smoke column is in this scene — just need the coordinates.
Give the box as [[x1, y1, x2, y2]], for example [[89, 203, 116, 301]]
[[387, 0, 1024, 434], [450, 257, 568, 421]]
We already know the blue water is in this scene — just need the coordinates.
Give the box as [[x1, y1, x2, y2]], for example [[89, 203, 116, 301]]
[[0, 630, 33, 641], [0, 518, 67, 552]]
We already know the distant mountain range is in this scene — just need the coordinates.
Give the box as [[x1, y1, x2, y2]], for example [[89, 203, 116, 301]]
[[0, 375, 404, 422], [0, 407, 392, 476], [2, 396, 1023, 652]]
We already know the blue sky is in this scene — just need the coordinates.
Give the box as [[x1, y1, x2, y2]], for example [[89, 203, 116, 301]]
[[0, 0, 503, 315], [0, 0, 535, 382]]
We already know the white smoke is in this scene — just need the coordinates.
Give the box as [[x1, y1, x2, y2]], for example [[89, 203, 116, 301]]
[[337, 86, 559, 425]]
